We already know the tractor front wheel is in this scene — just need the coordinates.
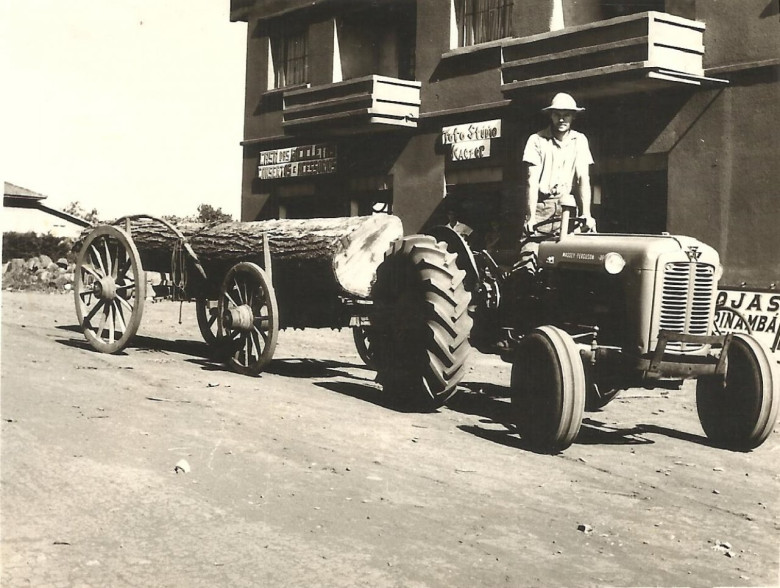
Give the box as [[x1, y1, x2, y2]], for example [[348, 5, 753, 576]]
[[370, 235, 472, 409], [511, 326, 586, 451], [696, 334, 778, 450]]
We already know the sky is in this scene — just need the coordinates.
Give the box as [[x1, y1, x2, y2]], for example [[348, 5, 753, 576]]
[[3, 1, 248, 221]]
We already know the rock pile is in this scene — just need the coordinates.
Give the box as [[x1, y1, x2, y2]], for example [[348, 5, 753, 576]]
[[2, 255, 76, 292]]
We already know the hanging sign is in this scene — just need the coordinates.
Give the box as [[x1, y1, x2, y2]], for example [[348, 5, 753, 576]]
[[442, 119, 501, 161], [441, 120, 502, 144], [451, 139, 491, 161], [715, 288, 780, 362], [258, 143, 337, 180]]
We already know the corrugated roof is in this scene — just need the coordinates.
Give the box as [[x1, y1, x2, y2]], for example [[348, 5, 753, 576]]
[[4, 182, 47, 200]]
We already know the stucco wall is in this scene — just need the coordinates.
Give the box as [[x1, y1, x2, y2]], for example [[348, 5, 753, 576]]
[[391, 133, 446, 234], [416, 1, 507, 115], [698, 0, 780, 68], [668, 69, 780, 287]]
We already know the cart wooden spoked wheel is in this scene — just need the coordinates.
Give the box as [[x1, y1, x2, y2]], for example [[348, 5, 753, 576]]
[[195, 298, 221, 346], [74, 225, 147, 353], [218, 262, 279, 375]]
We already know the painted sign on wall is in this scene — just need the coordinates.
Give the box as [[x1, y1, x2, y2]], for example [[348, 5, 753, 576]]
[[715, 288, 780, 361], [441, 119, 501, 161], [258, 143, 337, 180]]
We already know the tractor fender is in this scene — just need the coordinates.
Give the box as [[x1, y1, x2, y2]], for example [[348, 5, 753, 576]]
[[425, 225, 480, 293]]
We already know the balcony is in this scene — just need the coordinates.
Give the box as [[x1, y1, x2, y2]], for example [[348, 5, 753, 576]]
[[282, 75, 421, 134], [501, 11, 726, 100]]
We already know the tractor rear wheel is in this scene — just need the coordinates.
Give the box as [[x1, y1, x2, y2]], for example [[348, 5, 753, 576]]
[[696, 334, 778, 450], [511, 326, 586, 451], [370, 235, 472, 408]]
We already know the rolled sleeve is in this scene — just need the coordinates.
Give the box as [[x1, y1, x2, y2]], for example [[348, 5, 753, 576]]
[[522, 135, 542, 167], [576, 135, 594, 167]]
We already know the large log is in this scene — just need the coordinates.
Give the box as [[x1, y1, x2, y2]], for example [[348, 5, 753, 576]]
[[85, 215, 404, 326]]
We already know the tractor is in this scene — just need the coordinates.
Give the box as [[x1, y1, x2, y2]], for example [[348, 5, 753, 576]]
[[428, 210, 778, 452]]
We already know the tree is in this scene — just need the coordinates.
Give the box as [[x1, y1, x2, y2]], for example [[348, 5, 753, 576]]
[[64, 201, 100, 225], [162, 204, 232, 226], [196, 204, 233, 224]]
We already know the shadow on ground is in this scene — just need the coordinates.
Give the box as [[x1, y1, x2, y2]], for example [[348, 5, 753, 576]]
[[448, 382, 723, 452], [56, 324, 213, 359]]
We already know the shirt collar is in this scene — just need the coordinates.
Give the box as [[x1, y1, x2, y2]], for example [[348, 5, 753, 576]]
[[542, 126, 574, 146]]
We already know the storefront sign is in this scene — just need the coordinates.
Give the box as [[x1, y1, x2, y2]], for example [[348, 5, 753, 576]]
[[257, 143, 337, 180], [442, 119, 501, 162], [715, 288, 780, 361], [441, 120, 501, 145], [451, 139, 491, 161]]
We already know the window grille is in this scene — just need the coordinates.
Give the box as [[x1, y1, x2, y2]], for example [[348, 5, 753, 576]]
[[456, 0, 514, 47]]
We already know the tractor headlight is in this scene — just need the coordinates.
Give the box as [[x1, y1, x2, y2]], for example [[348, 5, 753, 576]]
[[604, 252, 626, 274]]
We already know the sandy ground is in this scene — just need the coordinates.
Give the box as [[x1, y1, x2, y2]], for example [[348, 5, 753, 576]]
[[1, 291, 778, 588]]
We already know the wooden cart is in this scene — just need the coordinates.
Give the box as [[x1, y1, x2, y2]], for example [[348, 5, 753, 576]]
[[73, 214, 472, 406]]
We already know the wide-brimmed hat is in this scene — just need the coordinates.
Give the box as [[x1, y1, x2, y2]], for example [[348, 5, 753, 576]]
[[542, 92, 585, 112]]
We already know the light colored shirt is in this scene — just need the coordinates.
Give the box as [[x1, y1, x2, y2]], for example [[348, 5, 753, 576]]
[[522, 127, 593, 198]]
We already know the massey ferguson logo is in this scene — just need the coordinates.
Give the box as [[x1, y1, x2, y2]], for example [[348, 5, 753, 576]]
[[685, 246, 702, 262]]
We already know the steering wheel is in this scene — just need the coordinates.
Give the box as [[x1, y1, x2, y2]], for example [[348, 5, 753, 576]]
[[524, 215, 591, 243]]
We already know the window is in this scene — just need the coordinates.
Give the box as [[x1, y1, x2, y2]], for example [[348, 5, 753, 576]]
[[456, 0, 514, 47], [271, 24, 308, 88]]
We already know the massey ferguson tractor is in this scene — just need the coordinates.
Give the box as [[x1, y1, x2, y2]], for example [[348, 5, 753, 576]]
[[427, 212, 779, 453]]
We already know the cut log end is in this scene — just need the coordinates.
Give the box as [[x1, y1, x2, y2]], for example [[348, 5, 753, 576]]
[[333, 215, 404, 298]]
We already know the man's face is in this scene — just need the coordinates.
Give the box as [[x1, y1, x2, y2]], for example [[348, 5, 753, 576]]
[[549, 110, 574, 134]]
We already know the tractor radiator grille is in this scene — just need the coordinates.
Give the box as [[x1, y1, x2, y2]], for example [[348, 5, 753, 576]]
[[659, 262, 716, 352]]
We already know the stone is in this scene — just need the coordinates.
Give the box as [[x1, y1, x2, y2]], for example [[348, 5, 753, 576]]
[[9, 258, 26, 272], [577, 523, 593, 534]]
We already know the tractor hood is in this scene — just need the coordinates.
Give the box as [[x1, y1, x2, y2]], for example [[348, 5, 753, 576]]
[[538, 232, 720, 272]]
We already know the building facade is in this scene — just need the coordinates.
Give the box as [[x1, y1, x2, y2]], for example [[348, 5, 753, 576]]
[[230, 0, 779, 292]]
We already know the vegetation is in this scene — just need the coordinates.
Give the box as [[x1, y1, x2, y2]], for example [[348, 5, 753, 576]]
[[2, 232, 75, 263], [163, 203, 234, 225], [64, 201, 100, 225]]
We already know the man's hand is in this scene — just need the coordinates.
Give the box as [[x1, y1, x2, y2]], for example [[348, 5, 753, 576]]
[[582, 215, 597, 233], [523, 218, 536, 236]]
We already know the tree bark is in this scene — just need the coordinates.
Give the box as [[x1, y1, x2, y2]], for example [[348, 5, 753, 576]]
[[95, 215, 403, 304]]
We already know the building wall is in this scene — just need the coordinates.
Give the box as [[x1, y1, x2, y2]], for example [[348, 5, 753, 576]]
[[697, 0, 779, 67], [668, 67, 780, 288], [663, 0, 780, 287], [236, 0, 779, 285]]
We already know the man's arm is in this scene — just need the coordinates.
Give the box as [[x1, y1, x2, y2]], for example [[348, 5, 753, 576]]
[[575, 165, 596, 232], [575, 135, 597, 232], [525, 163, 541, 234]]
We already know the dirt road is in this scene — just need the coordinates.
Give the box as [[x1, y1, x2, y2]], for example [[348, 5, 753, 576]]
[[1, 291, 778, 587]]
